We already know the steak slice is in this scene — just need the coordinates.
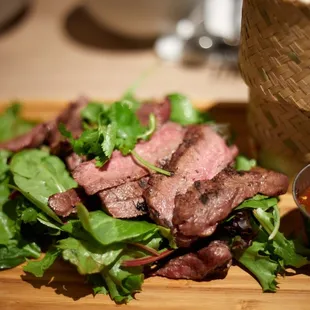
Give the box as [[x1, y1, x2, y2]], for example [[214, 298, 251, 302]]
[[0, 97, 88, 153], [98, 178, 149, 218], [136, 99, 170, 127], [72, 122, 185, 195], [173, 166, 289, 247], [0, 123, 48, 152], [144, 125, 238, 228], [65, 153, 85, 171], [47, 97, 88, 154], [154, 240, 232, 280], [48, 188, 85, 217]]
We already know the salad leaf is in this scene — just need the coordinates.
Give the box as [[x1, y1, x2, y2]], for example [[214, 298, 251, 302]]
[[77, 204, 161, 246], [234, 155, 256, 171], [235, 239, 280, 291], [61, 100, 156, 167], [168, 93, 212, 125], [81, 102, 108, 125], [58, 237, 123, 274], [10, 149, 77, 223], [234, 207, 309, 291], [23, 247, 61, 277], [87, 274, 108, 295], [0, 103, 36, 142], [0, 240, 40, 269]]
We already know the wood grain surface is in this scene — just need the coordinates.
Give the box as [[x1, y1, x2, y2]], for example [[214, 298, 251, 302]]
[[0, 101, 309, 310]]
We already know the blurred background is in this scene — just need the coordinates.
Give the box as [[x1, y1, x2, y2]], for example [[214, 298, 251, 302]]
[[0, 0, 247, 102]]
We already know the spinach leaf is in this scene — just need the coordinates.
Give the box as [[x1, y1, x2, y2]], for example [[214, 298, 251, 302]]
[[23, 247, 61, 277], [10, 149, 77, 223], [58, 237, 123, 274], [77, 204, 160, 246], [167, 93, 212, 125]]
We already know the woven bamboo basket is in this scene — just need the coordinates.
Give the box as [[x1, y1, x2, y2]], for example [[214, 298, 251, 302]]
[[239, 0, 310, 177]]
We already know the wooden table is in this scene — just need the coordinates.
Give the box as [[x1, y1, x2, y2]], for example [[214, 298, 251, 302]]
[[0, 100, 310, 310], [0, 0, 247, 102]]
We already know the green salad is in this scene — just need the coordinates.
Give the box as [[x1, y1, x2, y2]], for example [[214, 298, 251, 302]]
[[0, 93, 309, 304]]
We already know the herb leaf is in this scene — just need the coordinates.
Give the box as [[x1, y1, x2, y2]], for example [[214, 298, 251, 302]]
[[10, 149, 77, 223], [168, 93, 212, 125], [23, 247, 61, 277]]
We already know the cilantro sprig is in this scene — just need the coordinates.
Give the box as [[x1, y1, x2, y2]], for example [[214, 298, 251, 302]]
[[59, 100, 170, 175]]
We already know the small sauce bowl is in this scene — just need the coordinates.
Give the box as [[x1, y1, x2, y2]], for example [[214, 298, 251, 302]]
[[292, 164, 310, 219], [292, 164, 310, 240]]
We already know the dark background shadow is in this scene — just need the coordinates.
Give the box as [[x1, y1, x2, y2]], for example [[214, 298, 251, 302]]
[[0, 2, 31, 36], [64, 5, 154, 51]]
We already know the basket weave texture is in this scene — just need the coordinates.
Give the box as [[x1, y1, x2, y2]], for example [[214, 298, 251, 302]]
[[239, 0, 310, 173]]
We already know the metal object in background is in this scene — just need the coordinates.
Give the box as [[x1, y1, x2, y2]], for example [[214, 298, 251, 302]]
[[155, 0, 243, 67]]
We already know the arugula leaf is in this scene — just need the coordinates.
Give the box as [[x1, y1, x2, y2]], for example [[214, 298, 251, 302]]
[[77, 204, 161, 246], [23, 247, 60, 277], [0, 103, 36, 142], [167, 93, 212, 125], [10, 149, 77, 223]]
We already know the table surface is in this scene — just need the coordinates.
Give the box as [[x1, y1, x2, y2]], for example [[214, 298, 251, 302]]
[[0, 0, 248, 102], [0, 101, 310, 310]]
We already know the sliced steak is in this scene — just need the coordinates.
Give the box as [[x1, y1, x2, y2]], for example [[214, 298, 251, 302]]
[[136, 99, 170, 127], [173, 167, 289, 247], [0, 123, 48, 152], [47, 97, 88, 153], [144, 125, 238, 228], [65, 153, 85, 171], [154, 240, 232, 280], [0, 97, 88, 153], [72, 122, 185, 195], [48, 188, 85, 217], [98, 178, 149, 218]]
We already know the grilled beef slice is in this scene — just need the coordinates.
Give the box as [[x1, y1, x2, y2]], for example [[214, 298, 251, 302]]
[[47, 97, 88, 154], [136, 99, 170, 127], [0, 123, 48, 152], [154, 240, 232, 280], [0, 97, 88, 153], [72, 122, 185, 195], [48, 188, 86, 217], [143, 125, 238, 228], [173, 167, 289, 247], [98, 178, 149, 218], [65, 153, 85, 171]]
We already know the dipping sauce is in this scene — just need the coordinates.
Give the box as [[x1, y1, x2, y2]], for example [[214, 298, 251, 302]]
[[298, 187, 310, 213]]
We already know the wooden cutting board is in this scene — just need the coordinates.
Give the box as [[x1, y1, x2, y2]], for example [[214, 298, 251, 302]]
[[0, 101, 309, 310]]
